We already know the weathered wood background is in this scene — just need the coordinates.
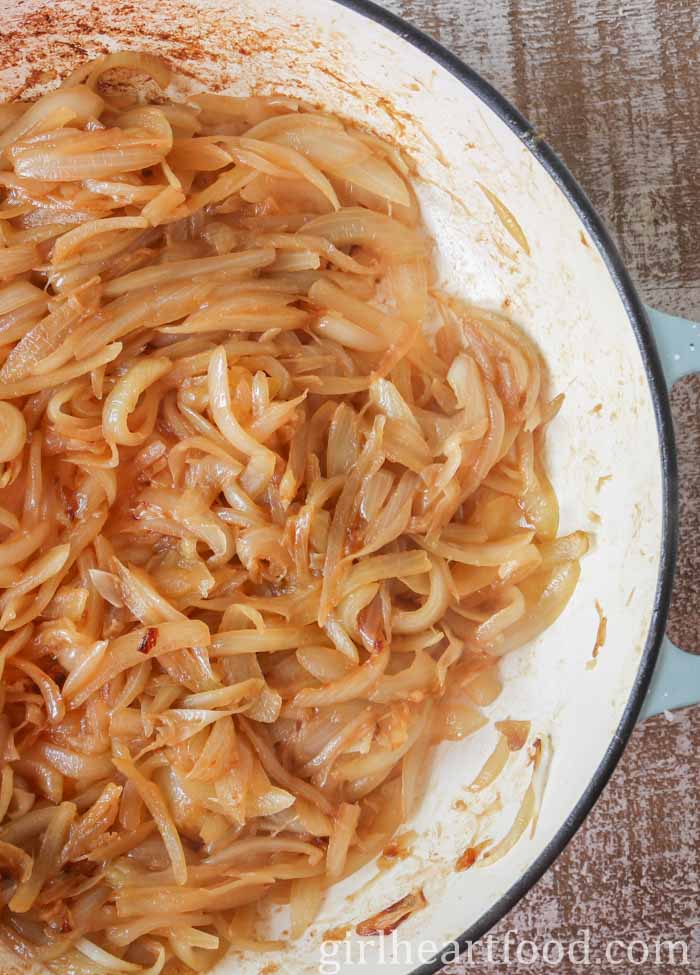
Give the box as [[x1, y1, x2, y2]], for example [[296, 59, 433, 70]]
[[376, 0, 700, 971]]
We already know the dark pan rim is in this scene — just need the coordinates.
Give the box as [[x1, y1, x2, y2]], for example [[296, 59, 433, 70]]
[[327, 0, 678, 971]]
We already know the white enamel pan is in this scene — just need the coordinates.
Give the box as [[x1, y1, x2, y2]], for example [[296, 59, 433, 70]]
[[0, 1, 699, 973]]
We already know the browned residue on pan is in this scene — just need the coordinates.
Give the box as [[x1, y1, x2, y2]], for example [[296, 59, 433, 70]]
[[356, 888, 428, 937], [586, 600, 608, 670], [377, 829, 417, 869], [0, 2, 289, 99], [455, 837, 492, 871]]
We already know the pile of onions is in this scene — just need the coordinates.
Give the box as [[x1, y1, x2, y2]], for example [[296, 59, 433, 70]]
[[0, 52, 587, 972]]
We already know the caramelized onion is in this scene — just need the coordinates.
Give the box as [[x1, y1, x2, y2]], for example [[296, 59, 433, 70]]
[[0, 53, 585, 973]]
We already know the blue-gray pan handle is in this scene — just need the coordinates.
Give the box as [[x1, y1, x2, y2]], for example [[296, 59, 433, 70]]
[[640, 307, 699, 719]]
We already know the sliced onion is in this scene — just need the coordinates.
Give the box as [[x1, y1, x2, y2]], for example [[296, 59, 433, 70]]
[[478, 783, 535, 869], [64, 52, 171, 91], [9, 801, 76, 912], [290, 875, 323, 939], [0, 86, 104, 153], [304, 208, 426, 260], [76, 938, 143, 972]]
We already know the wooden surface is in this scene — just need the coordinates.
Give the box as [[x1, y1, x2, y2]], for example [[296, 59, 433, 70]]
[[376, 0, 700, 970]]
